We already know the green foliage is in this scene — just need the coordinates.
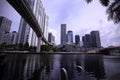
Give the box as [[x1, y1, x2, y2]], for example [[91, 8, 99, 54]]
[[41, 45, 51, 51], [41, 45, 59, 52], [24, 42, 29, 49], [0, 42, 7, 48], [19, 43, 24, 49], [99, 0, 109, 6], [86, 0, 93, 3], [29, 46, 36, 52]]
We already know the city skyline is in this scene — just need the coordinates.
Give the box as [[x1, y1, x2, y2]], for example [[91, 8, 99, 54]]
[[42, 0, 120, 47], [0, 0, 120, 47]]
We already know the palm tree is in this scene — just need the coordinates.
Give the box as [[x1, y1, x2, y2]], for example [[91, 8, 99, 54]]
[[85, 0, 120, 23]]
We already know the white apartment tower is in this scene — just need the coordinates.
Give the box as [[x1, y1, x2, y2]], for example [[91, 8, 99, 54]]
[[17, 0, 49, 46]]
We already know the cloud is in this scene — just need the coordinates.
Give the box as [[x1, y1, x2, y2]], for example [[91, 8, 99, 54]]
[[42, 0, 120, 47]]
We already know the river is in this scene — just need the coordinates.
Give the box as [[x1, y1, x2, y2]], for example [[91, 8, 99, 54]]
[[0, 53, 120, 80]]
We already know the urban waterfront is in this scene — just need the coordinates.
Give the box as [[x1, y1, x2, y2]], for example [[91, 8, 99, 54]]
[[0, 53, 120, 80]]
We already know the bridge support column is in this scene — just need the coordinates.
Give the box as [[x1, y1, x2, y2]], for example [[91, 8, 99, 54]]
[[36, 37, 42, 52]]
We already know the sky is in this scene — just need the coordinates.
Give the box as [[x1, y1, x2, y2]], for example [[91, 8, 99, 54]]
[[42, 0, 120, 47], [0, 0, 120, 47], [0, 0, 21, 32]]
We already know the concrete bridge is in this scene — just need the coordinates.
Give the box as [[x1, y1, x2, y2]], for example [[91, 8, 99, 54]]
[[7, 0, 51, 52], [87, 46, 120, 54], [98, 46, 120, 54]]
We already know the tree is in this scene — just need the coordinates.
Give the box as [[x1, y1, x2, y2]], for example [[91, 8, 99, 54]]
[[24, 42, 29, 49], [29, 46, 36, 52], [85, 0, 120, 23], [18, 43, 24, 50], [41, 45, 51, 51], [41, 45, 59, 52], [0, 43, 7, 51]]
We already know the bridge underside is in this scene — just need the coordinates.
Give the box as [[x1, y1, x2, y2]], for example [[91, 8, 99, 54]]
[[7, 0, 50, 45]]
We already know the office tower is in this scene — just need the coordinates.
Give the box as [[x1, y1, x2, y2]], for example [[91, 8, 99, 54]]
[[84, 34, 92, 48], [75, 35, 80, 44], [42, 14, 49, 45], [0, 16, 12, 44], [2, 33, 11, 44], [11, 31, 18, 44], [82, 36, 85, 47], [17, 0, 35, 45], [90, 31, 101, 48], [48, 33, 55, 44], [67, 30, 73, 44], [61, 24, 66, 45], [44, 15, 49, 41], [17, 0, 48, 46], [17, 19, 29, 45]]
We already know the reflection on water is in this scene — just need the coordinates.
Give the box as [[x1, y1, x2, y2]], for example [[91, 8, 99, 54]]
[[0, 54, 120, 80]]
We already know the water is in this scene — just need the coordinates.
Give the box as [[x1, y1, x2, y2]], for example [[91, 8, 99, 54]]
[[0, 53, 120, 80]]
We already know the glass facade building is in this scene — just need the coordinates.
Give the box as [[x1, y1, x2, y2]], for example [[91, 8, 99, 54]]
[[67, 30, 73, 44], [82, 31, 101, 48], [48, 33, 55, 45], [75, 35, 80, 44], [90, 31, 101, 48], [61, 24, 67, 45]]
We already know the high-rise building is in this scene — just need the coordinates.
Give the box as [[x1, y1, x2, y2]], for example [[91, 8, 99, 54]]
[[61, 24, 66, 45], [17, 0, 35, 45], [11, 31, 18, 44], [82, 31, 101, 48], [17, 0, 48, 46], [67, 30, 73, 44], [44, 15, 49, 41], [0, 16, 12, 44], [48, 33, 55, 45], [2, 33, 11, 44], [82, 35, 86, 48], [42, 14, 49, 45], [75, 35, 80, 44], [90, 31, 101, 48], [83, 34, 92, 48], [17, 19, 29, 45]]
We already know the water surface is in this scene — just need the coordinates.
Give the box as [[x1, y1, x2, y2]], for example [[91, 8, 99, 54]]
[[0, 54, 120, 80]]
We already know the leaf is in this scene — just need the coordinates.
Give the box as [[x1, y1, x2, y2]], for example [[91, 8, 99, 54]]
[[86, 0, 93, 4], [99, 0, 109, 6]]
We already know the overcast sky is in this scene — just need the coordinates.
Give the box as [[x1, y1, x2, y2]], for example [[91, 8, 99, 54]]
[[0, 0, 20, 32], [0, 0, 120, 47], [42, 0, 120, 47]]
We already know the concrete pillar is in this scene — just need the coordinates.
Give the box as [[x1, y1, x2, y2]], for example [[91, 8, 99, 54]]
[[36, 37, 41, 52]]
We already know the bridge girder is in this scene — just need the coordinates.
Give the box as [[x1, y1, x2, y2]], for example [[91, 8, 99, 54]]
[[7, 0, 50, 45]]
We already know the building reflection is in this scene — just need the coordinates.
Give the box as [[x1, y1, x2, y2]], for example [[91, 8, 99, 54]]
[[60, 54, 76, 80], [0, 54, 120, 80], [84, 55, 106, 79]]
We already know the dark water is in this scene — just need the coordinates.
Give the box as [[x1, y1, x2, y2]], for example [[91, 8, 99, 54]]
[[0, 54, 120, 80]]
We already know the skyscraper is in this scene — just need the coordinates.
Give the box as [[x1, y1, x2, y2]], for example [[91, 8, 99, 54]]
[[0, 16, 12, 44], [48, 33, 55, 45], [83, 34, 92, 48], [67, 30, 73, 44], [90, 31, 101, 48], [82, 31, 101, 49], [17, 0, 48, 47], [17, 19, 28, 45], [61, 24, 66, 45], [11, 31, 18, 44], [75, 35, 80, 44], [17, 0, 35, 45]]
